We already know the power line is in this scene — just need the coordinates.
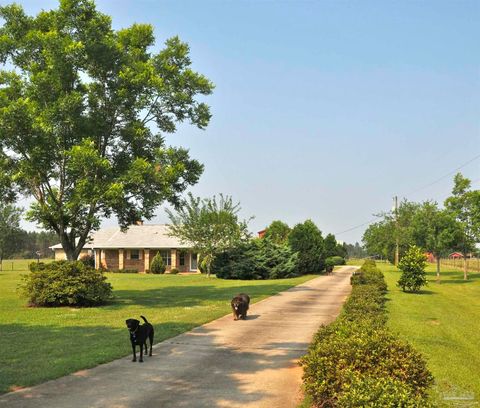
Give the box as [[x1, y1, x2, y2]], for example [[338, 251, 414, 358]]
[[335, 155, 480, 238], [335, 218, 378, 236], [405, 153, 480, 197]]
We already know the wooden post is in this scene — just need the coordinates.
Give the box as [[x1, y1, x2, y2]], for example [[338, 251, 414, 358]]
[[119, 249, 124, 270], [171, 249, 177, 270], [95, 250, 101, 269], [144, 249, 150, 272]]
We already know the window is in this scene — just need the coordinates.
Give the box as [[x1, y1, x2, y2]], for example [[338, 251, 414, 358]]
[[161, 250, 172, 266], [179, 251, 186, 266], [130, 249, 140, 260]]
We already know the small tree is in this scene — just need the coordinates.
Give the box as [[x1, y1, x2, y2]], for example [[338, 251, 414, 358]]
[[397, 245, 428, 293], [167, 193, 251, 277], [150, 252, 166, 274], [263, 220, 291, 245]]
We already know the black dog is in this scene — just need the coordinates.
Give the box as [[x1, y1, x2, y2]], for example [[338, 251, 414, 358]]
[[231, 293, 250, 320], [125, 315, 154, 362]]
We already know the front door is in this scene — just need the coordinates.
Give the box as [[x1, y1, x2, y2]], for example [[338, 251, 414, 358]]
[[190, 253, 198, 271]]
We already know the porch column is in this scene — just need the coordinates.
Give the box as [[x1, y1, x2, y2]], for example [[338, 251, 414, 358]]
[[144, 249, 150, 272], [119, 249, 124, 270], [95, 250, 100, 270], [171, 249, 177, 269]]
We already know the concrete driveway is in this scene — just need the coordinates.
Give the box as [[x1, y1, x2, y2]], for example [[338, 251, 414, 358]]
[[0, 266, 354, 408]]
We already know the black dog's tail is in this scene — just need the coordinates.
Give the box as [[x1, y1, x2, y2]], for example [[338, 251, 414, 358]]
[[140, 315, 149, 323]]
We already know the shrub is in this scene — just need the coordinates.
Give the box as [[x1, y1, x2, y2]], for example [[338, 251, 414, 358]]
[[150, 252, 166, 274], [336, 374, 433, 408], [19, 261, 113, 307], [397, 245, 427, 292], [110, 269, 138, 273], [170, 268, 179, 274], [213, 239, 298, 280]]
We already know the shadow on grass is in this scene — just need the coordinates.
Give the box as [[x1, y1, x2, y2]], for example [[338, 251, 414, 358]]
[[108, 282, 302, 310], [426, 271, 480, 285]]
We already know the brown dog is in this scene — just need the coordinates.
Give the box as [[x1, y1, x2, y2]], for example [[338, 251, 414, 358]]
[[125, 315, 154, 362], [231, 293, 250, 320]]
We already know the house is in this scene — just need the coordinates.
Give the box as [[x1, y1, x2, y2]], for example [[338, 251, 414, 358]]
[[257, 229, 266, 238], [50, 224, 198, 273], [448, 252, 464, 259]]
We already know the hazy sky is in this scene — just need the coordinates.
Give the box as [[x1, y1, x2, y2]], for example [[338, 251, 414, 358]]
[[14, 0, 480, 243]]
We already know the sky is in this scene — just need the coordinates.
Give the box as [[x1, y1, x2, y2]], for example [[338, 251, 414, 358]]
[[12, 0, 480, 244]]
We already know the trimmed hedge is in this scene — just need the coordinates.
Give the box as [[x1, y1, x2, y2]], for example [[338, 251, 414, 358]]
[[301, 260, 434, 407], [325, 256, 346, 268], [19, 261, 113, 307]]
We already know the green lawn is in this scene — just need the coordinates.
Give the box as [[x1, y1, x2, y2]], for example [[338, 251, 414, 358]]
[[0, 259, 317, 394], [357, 261, 480, 406]]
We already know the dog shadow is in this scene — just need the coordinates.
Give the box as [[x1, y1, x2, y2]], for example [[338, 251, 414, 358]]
[[245, 314, 260, 320]]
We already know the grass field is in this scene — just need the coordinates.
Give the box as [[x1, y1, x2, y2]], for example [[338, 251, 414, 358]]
[[349, 259, 480, 406], [0, 259, 317, 394]]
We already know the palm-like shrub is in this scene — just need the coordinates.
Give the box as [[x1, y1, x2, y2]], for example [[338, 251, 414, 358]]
[[150, 252, 166, 274], [397, 245, 428, 292]]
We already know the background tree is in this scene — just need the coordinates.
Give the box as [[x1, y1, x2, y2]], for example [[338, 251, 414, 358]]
[[411, 201, 464, 282], [263, 220, 291, 245], [324, 233, 338, 258], [0, 203, 22, 262], [167, 193, 251, 277], [363, 200, 419, 263], [0, 1, 213, 260], [344, 242, 367, 259], [288, 219, 325, 274], [444, 173, 480, 280]]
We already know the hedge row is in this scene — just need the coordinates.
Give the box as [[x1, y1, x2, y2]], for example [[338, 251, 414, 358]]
[[301, 260, 434, 407]]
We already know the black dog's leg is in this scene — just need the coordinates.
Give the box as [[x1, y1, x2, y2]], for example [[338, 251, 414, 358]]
[[149, 331, 154, 356], [131, 342, 136, 362], [139, 341, 144, 362]]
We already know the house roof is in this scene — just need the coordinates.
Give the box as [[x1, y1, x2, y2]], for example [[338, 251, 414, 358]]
[[50, 224, 191, 250]]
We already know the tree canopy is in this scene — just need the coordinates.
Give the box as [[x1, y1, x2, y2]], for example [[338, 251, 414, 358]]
[[0, 0, 214, 259]]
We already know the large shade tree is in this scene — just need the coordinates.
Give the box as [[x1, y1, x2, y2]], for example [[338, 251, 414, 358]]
[[0, 0, 213, 260], [444, 173, 480, 280], [167, 193, 251, 277], [411, 201, 463, 282]]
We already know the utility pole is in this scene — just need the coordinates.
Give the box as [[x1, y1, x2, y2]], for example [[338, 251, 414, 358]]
[[394, 196, 399, 266]]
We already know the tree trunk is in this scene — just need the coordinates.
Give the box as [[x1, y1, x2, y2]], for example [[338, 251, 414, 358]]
[[436, 256, 441, 283], [206, 262, 211, 278], [463, 257, 468, 280]]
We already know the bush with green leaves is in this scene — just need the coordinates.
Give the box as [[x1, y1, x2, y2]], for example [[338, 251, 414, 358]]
[[170, 268, 179, 274], [397, 245, 428, 292], [213, 239, 298, 280], [19, 261, 113, 307], [325, 256, 346, 269], [301, 260, 434, 407], [150, 252, 166, 274]]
